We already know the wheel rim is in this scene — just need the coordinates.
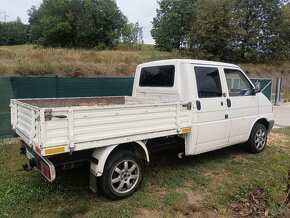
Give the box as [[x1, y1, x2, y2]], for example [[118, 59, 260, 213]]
[[254, 128, 266, 150], [110, 159, 140, 194]]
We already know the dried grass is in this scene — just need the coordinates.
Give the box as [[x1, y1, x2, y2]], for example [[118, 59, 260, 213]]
[[0, 45, 141, 77], [240, 63, 290, 76], [1, 45, 289, 81], [268, 131, 290, 148], [240, 63, 290, 89]]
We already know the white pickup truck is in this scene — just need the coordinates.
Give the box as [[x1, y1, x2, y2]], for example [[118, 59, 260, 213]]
[[11, 59, 274, 199]]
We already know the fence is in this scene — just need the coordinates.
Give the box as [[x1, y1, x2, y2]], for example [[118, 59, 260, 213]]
[[250, 78, 273, 102], [0, 77, 134, 137], [0, 77, 273, 137]]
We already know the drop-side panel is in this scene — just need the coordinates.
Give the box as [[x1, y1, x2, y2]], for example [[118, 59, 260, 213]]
[[43, 102, 192, 149]]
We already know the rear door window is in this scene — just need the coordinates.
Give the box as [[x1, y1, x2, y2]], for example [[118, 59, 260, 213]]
[[194, 66, 222, 98], [139, 65, 175, 87]]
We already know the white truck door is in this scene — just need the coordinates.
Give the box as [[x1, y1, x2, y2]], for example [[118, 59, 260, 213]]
[[223, 68, 259, 144], [193, 66, 230, 154]]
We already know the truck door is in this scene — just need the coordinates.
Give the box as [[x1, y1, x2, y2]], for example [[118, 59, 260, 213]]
[[222, 68, 259, 144], [193, 66, 230, 154]]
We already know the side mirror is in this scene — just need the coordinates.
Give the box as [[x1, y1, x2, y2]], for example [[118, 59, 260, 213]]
[[252, 81, 261, 94]]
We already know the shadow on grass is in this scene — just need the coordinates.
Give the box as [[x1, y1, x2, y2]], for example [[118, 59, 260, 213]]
[[52, 143, 246, 188], [50, 143, 247, 190]]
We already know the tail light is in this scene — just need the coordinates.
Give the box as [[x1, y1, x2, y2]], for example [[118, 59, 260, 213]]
[[38, 158, 56, 182]]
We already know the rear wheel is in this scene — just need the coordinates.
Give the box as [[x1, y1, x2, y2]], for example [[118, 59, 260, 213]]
[[98, 150, 144, 200], [246, 123, 267, 153]]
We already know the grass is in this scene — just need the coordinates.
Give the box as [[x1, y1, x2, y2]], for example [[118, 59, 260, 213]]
[[283, 88, 290, 102], [240, 62, 290, 76], [0, 45, 177, 77], [1, 128, 290, 217]]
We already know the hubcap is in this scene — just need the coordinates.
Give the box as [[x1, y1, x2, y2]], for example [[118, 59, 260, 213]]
[[110, 160, 140, 194], [254, 129, 266, 150]]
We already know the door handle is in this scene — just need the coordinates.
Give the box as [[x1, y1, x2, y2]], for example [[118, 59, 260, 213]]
[[196, 101, 201, 111], [225, 114, 229, 119], [54, 115, 67, 119], [227, 99, 231, 108]]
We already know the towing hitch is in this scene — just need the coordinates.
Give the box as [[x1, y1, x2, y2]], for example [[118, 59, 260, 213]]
[[20, 144, 36, 171], [23, 158, 36, 172]]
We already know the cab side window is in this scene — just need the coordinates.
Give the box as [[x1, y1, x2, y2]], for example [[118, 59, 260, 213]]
[[139, 65, 175, 87], [224, 69, 253, 96], [194, 67, 222, 98]]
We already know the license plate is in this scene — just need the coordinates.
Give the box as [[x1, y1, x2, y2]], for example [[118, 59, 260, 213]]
[[26, 149, 34, 160]]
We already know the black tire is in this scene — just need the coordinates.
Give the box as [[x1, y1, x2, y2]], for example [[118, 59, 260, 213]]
[[246, 123, 268, 154], [97, 150, 144, 200]]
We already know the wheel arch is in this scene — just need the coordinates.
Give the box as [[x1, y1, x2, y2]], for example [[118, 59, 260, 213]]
[[254, 118, 269, 130], [246, 118, 269, 153], [90, 141, 149, 177], [247, 117, 271, 141], [252, 117, 272, 131]]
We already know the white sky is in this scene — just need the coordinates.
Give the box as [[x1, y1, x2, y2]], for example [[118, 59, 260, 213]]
[[0, 0, 159, 44]]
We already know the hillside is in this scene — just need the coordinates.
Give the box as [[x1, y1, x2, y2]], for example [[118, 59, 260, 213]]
[[0, 45, 290, 88]]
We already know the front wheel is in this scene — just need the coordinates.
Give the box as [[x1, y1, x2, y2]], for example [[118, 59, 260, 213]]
[[98, 150, 144, 200], [246, 123, 268, 154]]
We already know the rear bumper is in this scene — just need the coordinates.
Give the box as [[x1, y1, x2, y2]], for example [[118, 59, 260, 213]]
[[21, 142, 56, 182]]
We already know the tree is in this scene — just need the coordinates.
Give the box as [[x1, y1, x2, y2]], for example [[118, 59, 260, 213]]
[[151, 0, 196, 51], [0, 18, 29, 46], [188, 0, 234, 61], [151, 0, 289, 63], [28, 0, 127, 48], [121, 22, 143, 45], [231, 0, 284, 62], [278, 3, 290, 61]]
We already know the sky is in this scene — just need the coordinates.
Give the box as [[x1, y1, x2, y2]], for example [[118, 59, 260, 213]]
[[0, 0, 159, 44]]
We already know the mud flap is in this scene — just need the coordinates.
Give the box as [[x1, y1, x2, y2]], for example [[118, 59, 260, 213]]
[[89, 170, 98, 193]]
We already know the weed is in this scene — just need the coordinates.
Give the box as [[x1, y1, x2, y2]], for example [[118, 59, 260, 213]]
[[282, 127, 290, 137], [88, 205, 136, 218], [283, 88, 290, 102], [163, 191, 188, 212]]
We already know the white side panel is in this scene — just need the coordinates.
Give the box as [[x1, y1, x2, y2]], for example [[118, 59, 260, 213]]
[[258, 93, 273, 115], [11, 100, 41, 147], [228, 95, 258, 143], [43, 102, 192, 149]]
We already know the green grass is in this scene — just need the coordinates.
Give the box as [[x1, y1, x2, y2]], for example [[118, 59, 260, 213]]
[[283, 88, 290, 102], [1, 129, 290, 217]]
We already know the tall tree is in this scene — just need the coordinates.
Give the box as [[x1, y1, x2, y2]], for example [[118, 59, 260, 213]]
[[188, 0, 234, 61], [232, 0, 284, 62], [278, 3, 290, 61], [151, 0, 289, 63], [151, 0, 196, 51]]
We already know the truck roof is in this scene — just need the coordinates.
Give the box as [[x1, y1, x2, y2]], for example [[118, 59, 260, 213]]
[[138, 59, 240, 69]]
